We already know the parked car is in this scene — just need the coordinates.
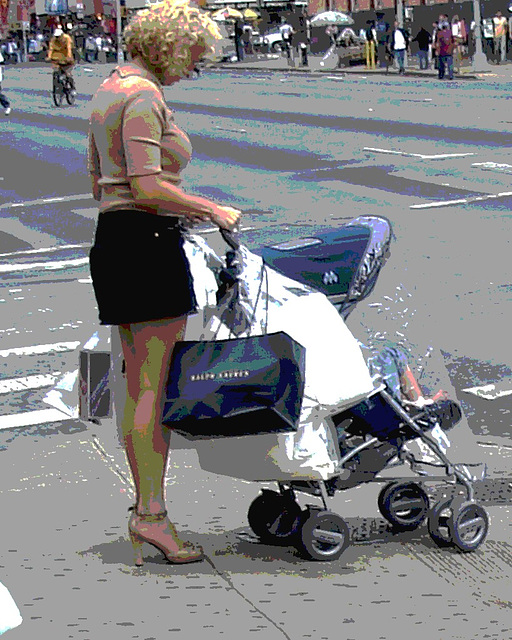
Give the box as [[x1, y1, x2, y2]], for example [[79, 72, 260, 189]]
[[253, 28, 285, 52]]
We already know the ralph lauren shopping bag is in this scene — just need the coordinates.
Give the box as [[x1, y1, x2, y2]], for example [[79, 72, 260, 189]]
[[162, 331, 305, 438]]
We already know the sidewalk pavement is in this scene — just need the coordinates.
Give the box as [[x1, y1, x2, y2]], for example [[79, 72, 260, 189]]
[[8, 53, 512, 82], [1, 404, 512, 639]]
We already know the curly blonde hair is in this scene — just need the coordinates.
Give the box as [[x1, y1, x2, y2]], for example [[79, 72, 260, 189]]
[[124, 0, 222, 77]]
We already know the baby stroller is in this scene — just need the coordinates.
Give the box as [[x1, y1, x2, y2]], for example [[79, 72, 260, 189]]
[[166, 215, 489, 562]]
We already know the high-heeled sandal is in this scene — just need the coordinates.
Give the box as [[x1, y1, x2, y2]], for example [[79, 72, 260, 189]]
[[128, 508, 204, 566]]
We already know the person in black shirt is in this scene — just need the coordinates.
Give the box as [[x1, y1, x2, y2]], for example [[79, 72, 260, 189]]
[[412, 26, 432, 69]]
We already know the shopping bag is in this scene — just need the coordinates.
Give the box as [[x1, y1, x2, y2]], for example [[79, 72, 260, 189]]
[[162, 331, 305, 438]]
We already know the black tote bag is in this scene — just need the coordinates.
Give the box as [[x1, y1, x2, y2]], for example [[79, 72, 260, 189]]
[[162, 331, 306, 438]]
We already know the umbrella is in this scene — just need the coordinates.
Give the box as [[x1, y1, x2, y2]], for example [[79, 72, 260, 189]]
[[211, 7, 244, 21], [310, 11, 354, 27], [243, 8, 259, 20]]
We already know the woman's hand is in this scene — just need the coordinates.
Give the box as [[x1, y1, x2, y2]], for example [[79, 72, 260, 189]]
[[210, 205, 242, 231]]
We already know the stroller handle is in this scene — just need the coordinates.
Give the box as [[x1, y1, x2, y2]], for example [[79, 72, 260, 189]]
[[219, 226, 241, 251]]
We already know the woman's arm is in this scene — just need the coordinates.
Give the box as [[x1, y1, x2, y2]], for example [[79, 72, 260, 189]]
[[88, 131, 101, 201], [129, 174, 240, 229]]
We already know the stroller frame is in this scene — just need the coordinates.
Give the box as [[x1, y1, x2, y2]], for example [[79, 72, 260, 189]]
[[235, 218, 489, 561], [248, 387, 488, 561]]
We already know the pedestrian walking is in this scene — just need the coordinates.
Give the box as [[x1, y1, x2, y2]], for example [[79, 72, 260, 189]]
[[375, 11, 390, 67], [242, 25, 253, 55], [451, 15, 467, 72], [431, 21, 439, 68], [234, 19, 244, 61], [0, 50, 12, 115], [493, 11, 508, 64], [390, 20, 409, 74], [365, 20, 377, 69], [73, 24, 86, 61], [412, 26, 431, 70], [85, 35, 96, 62], [295, 10, 309, 67], [5, 37, 20, 64], [88, 0, 241, 567], [435, 19, 455, 80], [279, 19, 294, 61]]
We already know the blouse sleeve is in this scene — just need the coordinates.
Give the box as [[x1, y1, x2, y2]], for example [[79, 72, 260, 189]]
[[122, 89, 167, 178]]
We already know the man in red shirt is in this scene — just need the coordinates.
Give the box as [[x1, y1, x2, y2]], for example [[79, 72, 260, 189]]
[[435, 18, 455, 80]]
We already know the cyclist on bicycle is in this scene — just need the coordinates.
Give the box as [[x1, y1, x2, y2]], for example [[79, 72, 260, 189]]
[[46, 27, 76, 94]]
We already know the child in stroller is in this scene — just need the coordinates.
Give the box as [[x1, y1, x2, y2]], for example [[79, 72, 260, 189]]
[[331, 343, 462, 491]]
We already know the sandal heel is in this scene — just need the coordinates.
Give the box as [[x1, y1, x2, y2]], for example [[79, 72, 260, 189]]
[[129, 529, 145, 566]]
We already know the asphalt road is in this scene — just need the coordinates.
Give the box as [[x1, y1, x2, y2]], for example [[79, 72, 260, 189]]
[[1, 61, 512, 640], [1, 62, 511, 436]]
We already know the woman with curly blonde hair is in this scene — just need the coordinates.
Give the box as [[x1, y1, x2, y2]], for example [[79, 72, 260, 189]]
[[88, 0, 241, 566]]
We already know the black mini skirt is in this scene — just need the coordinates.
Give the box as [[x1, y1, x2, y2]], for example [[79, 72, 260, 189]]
[[89, 209, 197, 326]]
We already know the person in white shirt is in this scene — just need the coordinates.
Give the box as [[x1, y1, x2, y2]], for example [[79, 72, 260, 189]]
[[390, 20, 409, 74], [279, 20, 294, 54]]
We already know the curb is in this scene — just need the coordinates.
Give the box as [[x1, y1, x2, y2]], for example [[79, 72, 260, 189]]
[[5, 59, 493, 81], [213, 62, 482, 80]]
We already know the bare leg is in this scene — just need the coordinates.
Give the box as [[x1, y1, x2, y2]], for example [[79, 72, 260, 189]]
[[118, 317, 204, 565], [118, 317, 186, 516]]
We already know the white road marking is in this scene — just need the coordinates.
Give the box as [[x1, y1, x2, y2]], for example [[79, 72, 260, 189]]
[[472, 161, 512, 174], [0, 341, 80, 358], [411, 190, 512, 210], [363, 147, 477, 160], [0, 243, 91, 258], [0, 257, 89, 274], [463, 381, 512, 400], [214, 126, 247, 133], [0, 373, 61, 395], [0, 408, 71, 431], [0, 194, 92, 211]]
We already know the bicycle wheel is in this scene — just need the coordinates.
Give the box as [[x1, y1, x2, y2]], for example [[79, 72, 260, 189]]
[[52, 75, 64, 107], [65, 79, 76, 105]]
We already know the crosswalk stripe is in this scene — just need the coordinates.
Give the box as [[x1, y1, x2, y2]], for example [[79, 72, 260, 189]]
[[0, 194, 92, 211], [462, 382, 512, 400], [0, 409, 71, 431], [0, 374, 61, 395], [0, 341, 80, 358], [0, 243, 91, 258], [0, 258, 89, 274]]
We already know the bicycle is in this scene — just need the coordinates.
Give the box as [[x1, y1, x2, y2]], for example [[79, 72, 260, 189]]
[[52, 64, 76, 107]]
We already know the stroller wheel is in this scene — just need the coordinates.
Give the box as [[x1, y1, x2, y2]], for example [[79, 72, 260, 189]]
[[247, 490, 302, 544], [448, 501, 489, 552], [297, 509, 349, 561], [378, 482, 429, 531], [427, 497, 461, 547]]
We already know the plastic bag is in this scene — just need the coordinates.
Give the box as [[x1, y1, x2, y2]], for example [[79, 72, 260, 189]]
[[0, 582, 22, 635], [187, 244, 375, 479]]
